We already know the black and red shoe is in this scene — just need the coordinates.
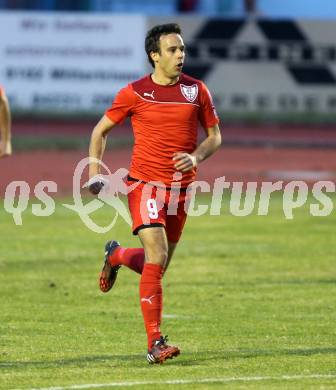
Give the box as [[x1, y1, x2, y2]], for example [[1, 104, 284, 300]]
[[147, 336, 180, 364], [99, 240, 121, 293]]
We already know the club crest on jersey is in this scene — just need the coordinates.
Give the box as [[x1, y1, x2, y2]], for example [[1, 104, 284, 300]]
[[180, 84, 198, 103]]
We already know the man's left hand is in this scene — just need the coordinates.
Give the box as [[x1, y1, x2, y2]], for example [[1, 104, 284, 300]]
[[173, 152, 197, 173]]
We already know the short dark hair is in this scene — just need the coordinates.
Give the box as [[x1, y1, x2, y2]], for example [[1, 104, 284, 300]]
[[145, 23, 182, 68]]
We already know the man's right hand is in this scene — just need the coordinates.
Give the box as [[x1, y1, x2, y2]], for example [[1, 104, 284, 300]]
[[85, 175, 109, 195]]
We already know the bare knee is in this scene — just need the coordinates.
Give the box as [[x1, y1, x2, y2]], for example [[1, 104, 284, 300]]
[[138, 227, 168, 267], [145, 247, 168, 265]]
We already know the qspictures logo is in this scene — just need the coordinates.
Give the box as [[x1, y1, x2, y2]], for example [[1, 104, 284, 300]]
[[2, 157, 335, 233]]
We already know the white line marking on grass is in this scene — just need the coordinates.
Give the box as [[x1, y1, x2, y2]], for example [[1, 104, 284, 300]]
[[162, 314, 191, 319], [16, 374, 336, 390]]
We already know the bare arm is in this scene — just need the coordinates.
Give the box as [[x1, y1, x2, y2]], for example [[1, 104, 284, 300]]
[[173, 124, 222, 172], [88, 115, 117, 194], [89, 115, 116, 178], [0, 92, 12, 157]]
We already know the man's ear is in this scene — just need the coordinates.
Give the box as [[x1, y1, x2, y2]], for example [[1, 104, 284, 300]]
[[150, 51, 159, 64]]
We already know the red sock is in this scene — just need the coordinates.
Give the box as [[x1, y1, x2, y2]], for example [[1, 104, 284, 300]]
[[139, 263, 164, 350], [109, 247, 145, 274]]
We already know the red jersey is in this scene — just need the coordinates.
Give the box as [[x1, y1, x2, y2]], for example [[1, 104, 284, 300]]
[[105, 73, 219, 187]]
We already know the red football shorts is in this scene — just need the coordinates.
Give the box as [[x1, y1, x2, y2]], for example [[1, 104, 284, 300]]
[[127, 179, 190, 243]]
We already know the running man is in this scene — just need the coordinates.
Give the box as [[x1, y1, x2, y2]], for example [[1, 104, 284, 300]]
[[0, 86, 12, 158], [88, 23, 221, 364]]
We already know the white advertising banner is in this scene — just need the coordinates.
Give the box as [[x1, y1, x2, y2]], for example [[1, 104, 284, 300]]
[[151, 17, 336, 115], [0, 12, 146, 113]]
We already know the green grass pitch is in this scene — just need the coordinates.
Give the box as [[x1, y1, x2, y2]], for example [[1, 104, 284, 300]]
[[0, 194, 336, 389]]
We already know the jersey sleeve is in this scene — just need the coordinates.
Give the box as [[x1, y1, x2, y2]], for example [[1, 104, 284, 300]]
[[198, 82, 219, 129], [105, 84, 137, 124]]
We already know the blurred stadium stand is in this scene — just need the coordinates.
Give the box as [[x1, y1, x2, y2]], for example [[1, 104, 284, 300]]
[[1, 1, 336, 18], [0, 0, 253, 15]]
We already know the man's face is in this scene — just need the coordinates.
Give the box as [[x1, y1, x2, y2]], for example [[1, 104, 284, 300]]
[[153, 33, 185, 78]]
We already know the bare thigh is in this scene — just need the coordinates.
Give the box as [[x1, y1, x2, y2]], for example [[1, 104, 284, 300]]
[[138, 227, 168, 267], [138, 227, 178, 271]]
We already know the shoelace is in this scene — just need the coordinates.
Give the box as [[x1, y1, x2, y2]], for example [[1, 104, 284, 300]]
[[156, 335, 169, 346]]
